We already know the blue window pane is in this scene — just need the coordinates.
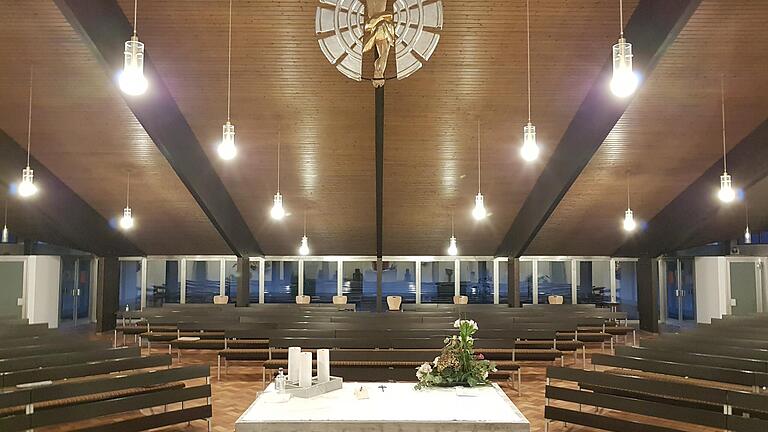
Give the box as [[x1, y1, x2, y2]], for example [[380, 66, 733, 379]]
[[576, 261, 610, 304], [420, 261, 455, 303], [342, 261, 378, 310], [147, 260, 179, 306], [224, 261, 237, 303], [382, 262, 416, 303], [459, 261, 493, 304], [119, 261, 141, 311], [264, 261, 298, 303], [185, 260, 220, 304], [304, 261, 338, 303], [615, 261, 639, 320], [249, 261, 260, 303], [538, 261, 572, 304]]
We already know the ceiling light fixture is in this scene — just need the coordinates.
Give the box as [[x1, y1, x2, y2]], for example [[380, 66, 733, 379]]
[[299, 211, 310, 256], [119, 172, 134, 230], [1, 199, 9, 243], [271, 128, 286, 220], [623, 171, 636, 232], [472, 120, 487, 221], [520, 0, 540, 162], [119, 0, 148, 95], [217, 0, 237, 160], [447, 212, 458, 256], [609, 0, 638, 97], [717, 77, 735, 204], [744, 200, 752, 244], [18, 67, 37, 199]]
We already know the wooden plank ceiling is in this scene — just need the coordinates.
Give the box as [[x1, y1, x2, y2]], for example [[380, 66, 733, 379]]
[[114, 0, 639, 256], [0, 0, 229, 255], [527, 0, 768, 256]]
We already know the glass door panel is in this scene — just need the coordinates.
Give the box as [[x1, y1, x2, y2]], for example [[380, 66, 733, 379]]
[[76, 258, 91, 320], [664, 259, 679, 320], [0, 262, 24, 318], [59, 256, 77, 324], [679, 258, 695, 321]]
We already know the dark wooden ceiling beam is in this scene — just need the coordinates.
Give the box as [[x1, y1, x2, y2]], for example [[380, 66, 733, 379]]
[[53, 0, 262, 257], [495, 0, 701, 258], [615, 118, 768, 257], [0, 129, 144, 256]]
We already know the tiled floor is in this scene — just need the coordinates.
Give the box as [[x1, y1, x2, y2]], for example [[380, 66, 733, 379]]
[[81, 333, 655, 432]]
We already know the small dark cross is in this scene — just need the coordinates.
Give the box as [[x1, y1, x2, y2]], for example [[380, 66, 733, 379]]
[[378, 384, 387, 392]]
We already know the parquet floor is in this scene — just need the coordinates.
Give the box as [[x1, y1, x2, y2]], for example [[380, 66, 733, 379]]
[[66, 332, 670, 432]]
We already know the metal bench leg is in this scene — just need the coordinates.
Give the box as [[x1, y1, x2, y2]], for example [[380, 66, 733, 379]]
[[610, 336, 614, 353], [560, 355, 564, 367], [113, 329, 117, 348], [517, 369, 522, 396], [178, 347, 182, 364], [217, 355, 221, 381], [633, 330, 637, 346], [582, 346, 587, 369], [207, 418, 212, 432]]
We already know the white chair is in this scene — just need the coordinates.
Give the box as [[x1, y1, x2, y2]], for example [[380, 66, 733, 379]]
[[386, 296, 402, 311], [547, 295, 564, 304], [213, 295, 229, 305], [452, 295, 468, 305], [295, 295, 311, 305], [332, 295, 348, 305]]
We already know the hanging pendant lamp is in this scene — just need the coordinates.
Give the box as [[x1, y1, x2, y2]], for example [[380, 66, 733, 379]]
[[119, 172, 134, 230], [609, 0, 638, 97], [19, 67, 37, 198], [520, 0, 540, 161], [217, 0, 237, 160], [119, 0, 148, 96], [1, 199, 9, 243], [299, 211, 310, 256], [271, 128, 286, 220], [744, 200, 752, 244], [717, 77, 735, 203], [622, 171, 636, 232], [447, 212, 458, 256], [472, 120, 487, 220]]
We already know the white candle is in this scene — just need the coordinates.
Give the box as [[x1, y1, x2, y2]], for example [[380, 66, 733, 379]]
[[317, 349, 330, 383], [299, 351, 313, 388], [287, 347, 301, 383]]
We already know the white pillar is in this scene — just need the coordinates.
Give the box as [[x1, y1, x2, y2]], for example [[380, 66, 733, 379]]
[[493, 259, 500, 304], [415, 260, 422, 304], [532, 260, 539, 304], [140, 258, 148, 310], [259, 259, 266, 304]]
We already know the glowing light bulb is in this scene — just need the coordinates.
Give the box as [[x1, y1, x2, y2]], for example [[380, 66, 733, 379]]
[[610, 38, 638, 98], [447, 236, 458, 256], [119, 207, 134, 230], [271, 192, 286, 220], [119, 36, 148, 96], [718, 173, 735, 203], [472, 193, 487, 220], [299, 236, 310, 256], [18, 166, 37, 198], [1, 225, 8, 243], [520, 122, 539, 162], [623, 208, 636, 232], [218, 121, 237, 160], [744, 226, 752, 244]]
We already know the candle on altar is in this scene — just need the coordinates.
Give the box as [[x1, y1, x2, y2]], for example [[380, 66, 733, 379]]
[[317, 348, 330, 383], [299, 351, 313, 388], [287, 347, 301, 383]]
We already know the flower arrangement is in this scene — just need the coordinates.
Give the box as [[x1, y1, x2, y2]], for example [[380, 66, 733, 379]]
[[415, 319, 496, 389]]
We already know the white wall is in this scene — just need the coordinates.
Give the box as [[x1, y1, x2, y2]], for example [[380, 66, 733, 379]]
[[694, 257, 729, 324], [25, 256, 61, 328]]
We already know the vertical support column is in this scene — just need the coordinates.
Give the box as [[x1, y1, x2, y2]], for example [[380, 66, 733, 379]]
[[95, 256, 119, 333], [571, 260, 579, 304], [337, 259, 343, 297], [454, 259, 461, 297], [508, 257, 521, 307], [259, 259, 265, 304], [140, 258, 147, 310], [609, 259, 617, 302], [637, 255, 660, 333], [179, 259, 187, 304], [298, 260, 305, 297], [374, 83, 385, 313], [219, 259, 226, 297], [493, 259, 500, 305], [532, 260, 539, 304], [415, 260, 422, 304], [236, 257, 250, 307]]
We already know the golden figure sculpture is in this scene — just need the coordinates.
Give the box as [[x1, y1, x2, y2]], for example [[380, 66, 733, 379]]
[[362, 0, 395, 87]]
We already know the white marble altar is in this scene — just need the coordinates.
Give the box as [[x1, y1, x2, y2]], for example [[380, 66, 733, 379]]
[[235, 382, 529, 432]]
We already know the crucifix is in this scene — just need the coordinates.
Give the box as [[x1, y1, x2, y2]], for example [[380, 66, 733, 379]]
[[378, 384, 387, 392]]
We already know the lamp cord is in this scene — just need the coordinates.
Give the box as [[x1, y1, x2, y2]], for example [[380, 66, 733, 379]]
[[451, 212, 455, 237], [619, 0, 624, 37], [303, 211, 307, 236], [720, 76, 727, 173], [133, 0, 138, 35], [226, 0, 232, 121], [277, 128, 281, 193], [26, 66, 33, 167], [477, 119, 481, 194], [526, 0, 531, 122], [126, 171, 131, 208]]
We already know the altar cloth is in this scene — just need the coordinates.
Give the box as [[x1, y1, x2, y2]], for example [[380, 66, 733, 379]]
[[235, 382, 529, 432]]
